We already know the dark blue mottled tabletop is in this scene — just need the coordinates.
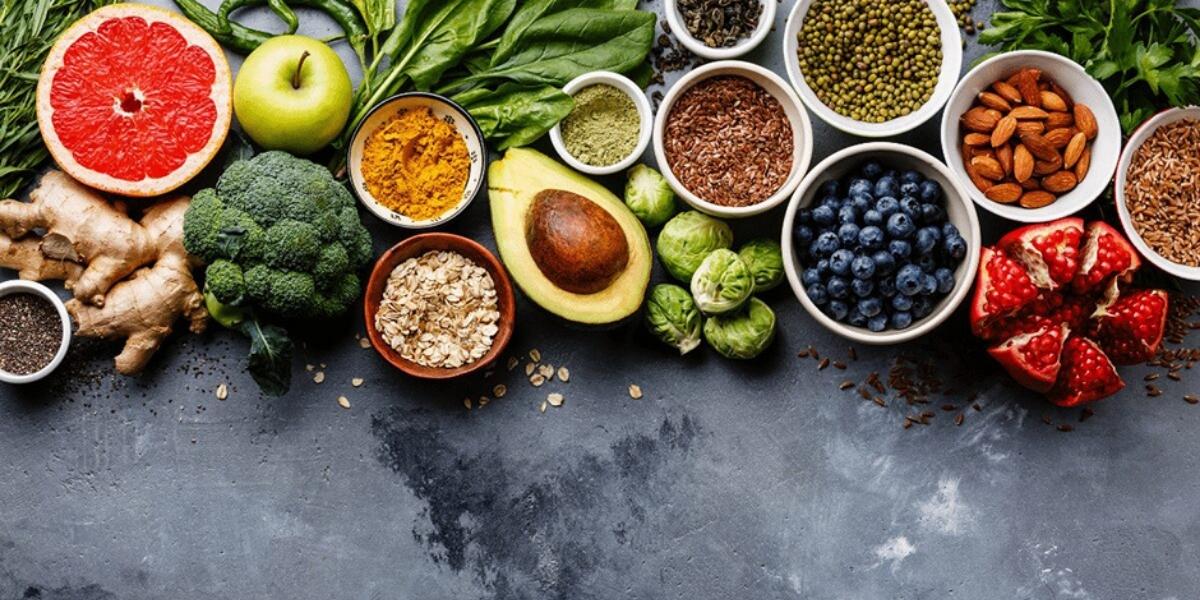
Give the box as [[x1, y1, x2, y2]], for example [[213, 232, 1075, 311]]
[[2, 1, 1199, 598]]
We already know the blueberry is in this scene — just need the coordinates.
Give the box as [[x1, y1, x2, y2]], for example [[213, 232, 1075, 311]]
[[827, 276, 850, 299], [847, 308, 868, 328], [871, 250, 896, 275], [863, 209, 884, 227], [921, 274, 938, 296], [883, 169, 898, 180], [797, 209, 813, 225], [889, 240, 913, 259], [874, 176, 898, 198], [919, 180, 942, 203], [916, 253, 937, 272], [899, 197, 921, 219], [877, 277, 897, 298], [819, 195, 842, 210], [851, 278, 875, 298], [896, 264, 923, 296], [890, 311, 914, 329], [886, 212, 916, 239], [941, 222, 960, 239], [868, 314, 889, 332], [851, 254, 876, 280], [849, 192, 872, 213], [858, 226, 885, 249], [811, 232, 840, 257], [826, 300, 850, 321], [943, 235, 967, 261], [802, 267, 822, 287], [816, 259, 830, 275], [812, 205, 836, 226], [830, 249, 854, 275], [838, 205, 859, 225], [876, 197, 899, 217], [934, 267, 956, 294], [807, 283, 828, 305], [818, 179, 840, 197], [920, 203, 945, 225], [794, 225, 814, 248], [891, 294, 913, 312], [900, 169, 923, 185], [848, 178, 873, 198], [838, 223, 861, 246], [915, 227, 939, 254], [912, 296, 934, 319], [860, 161, 883, 179], [900, 181, 920, 198], [857, 297, 883, 318]]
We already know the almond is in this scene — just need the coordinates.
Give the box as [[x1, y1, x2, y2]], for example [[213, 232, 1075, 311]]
[[1050, 81, 1074, 107], [1020, 177, 1042, 191], [961, 107, 999, 133], [963, 132, 991, 146], [1013, 144, 1035, 182], [1020, 190, 1057, 209], [1063, 132, 1087, 168], [1016, 121, 1045, 137], [1040, 91, 1068, 112], [1074, 103, 1098, 139], [996, 144, 1014, 176], [992, 81, 1023, 104], [971, 156, 1005, 180], [1010, 106, 1049, 120], [971, 146, 996, 159], [1042, 171, 1078, 193], [1034, 155, 1063, 176], [1074, 146, 1092, 180], [1045, 112, 1074, 129], [962, 143, 991, 192], [1044, 127, 1076, 149], [1020, 132, 1060, 162], [1016, 69, 1042, 107], [984, 108, 1004, 121], [985, 182, 1023, 203], [991, 116, 1017, 147], [978, 91, 1012, 112]]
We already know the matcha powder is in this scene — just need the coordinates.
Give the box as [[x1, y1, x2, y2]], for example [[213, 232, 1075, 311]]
[[560, 84, 641, 167]]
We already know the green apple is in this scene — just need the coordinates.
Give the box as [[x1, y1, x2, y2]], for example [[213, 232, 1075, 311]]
[[233, 35, 352, 155]]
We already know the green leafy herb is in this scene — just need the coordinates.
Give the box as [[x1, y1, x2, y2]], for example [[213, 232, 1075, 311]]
[[453, 83, 575, 150], [980, 0, 1200, 133], [240, 318, 295, 397]]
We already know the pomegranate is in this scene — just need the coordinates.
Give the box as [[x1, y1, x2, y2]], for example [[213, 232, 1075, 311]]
[[997, 217, 1083, 290], [1091, 289, 1169, 365], [970, 247, 1039, 338], [988, 323, 1069, 393], [1072, 221, 1140, 294], [1048, 337, 1125, 407]]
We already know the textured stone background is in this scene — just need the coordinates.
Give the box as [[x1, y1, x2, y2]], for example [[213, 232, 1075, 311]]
[[2, 1, 1199, 599]]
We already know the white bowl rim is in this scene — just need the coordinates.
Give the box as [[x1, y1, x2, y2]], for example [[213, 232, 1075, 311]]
[[548, 71, 653, 176], [939, 49, 1122, 224], [780, 141, 982, 345], [0, 280, 72, 384], [663, 0, 776, 60], [652, 60, 815, 219], [782, 0, 963, 138], [1114, 105, 1200, 281], [347, 92, 488, 230]]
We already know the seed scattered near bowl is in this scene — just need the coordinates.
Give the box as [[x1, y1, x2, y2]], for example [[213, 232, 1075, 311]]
[[539, 400, 548, 413], [351, 377, 364, 387], [507, 356, 519, 371], [1124, 119, 1200, 267], [547, 392, 564, 407], [337, 396, 351, 409], [629, 384, 643, 399], [215, 383, 228, 401], [464, 397, 473, 410], [557, 367, 570, 382], [524, 362, 535, 376], [313, 371, 325, 384], [479, 396, 490, 407], [529, 349, 542, 362], [531, 374, 546, 387], [359, 337, 370, 349]]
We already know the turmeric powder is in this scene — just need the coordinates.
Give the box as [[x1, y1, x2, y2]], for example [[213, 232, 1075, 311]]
[[360, 107, 470, 221]]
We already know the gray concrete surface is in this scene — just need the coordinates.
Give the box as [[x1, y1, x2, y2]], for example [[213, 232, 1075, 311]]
[[2, 1, 1199, 599]]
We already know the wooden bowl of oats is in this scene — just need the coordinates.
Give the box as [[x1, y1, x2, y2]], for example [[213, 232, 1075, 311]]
[[364, 233, 516, 379]]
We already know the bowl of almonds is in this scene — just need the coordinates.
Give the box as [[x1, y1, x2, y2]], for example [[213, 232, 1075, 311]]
[[364, 233, 516, 379], [940, 50, 1121, 223]]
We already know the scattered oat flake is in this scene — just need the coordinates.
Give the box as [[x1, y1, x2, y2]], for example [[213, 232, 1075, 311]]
[[351, 377, 364, 388], [547, 392, 564, 407], [493, 384, 507, 398], [479, 396, 490, 407], [538, 364, 554, 378], [540, 400, 547, 413], [215, 384, 228, 401], [557, 367, 570, 382], [305, 364, 315, 372], [525, 363, 536, 377], [531, 374, 546, 387], [359, 337, 371, 349], [529, 349, 541, 362], [507, 357, 519, 371], [629, 384, 643, 399], [337, 396, 351, 409], [313, 371, 325, 384], [464, 397, 473, 410]]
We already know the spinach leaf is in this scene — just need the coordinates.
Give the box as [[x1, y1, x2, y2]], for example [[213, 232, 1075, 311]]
[[240, 318, 294, 397], [350, 0, 396, 38], [456, 84, 575, 150], [397, 0, 515, 91], [491, 0, 638, 66]]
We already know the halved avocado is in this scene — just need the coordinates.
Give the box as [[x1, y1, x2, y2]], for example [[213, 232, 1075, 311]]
[[489, 148, 652, 325]]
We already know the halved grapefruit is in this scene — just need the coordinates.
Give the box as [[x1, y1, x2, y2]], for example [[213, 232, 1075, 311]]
[[36, 4, 232, 197]]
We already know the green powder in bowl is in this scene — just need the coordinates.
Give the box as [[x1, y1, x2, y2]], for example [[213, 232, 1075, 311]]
[[560, 84, 641, 167]]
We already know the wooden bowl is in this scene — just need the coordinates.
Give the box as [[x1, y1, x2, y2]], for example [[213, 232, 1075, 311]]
[[363, 233, 516, 379]]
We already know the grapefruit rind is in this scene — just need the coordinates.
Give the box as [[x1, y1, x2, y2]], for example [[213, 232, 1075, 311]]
[[36, 3, 232, 198]]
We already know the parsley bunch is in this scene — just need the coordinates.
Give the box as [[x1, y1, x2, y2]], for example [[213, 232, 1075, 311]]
[[980, 0, 1200, 133]]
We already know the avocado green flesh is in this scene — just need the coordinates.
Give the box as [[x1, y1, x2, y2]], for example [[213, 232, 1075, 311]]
[[488, 148, 652, 325]]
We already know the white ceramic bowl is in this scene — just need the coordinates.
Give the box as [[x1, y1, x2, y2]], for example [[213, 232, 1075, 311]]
[[1115, 106, 1200, 281], [780, 142, 981, 345], [549, 71, 653, 176], [0, 280, 72, 384], [664, 0, 776, 60], [347, 92, 487, 229], [653, 60, 814, 219], [940, 50, 1121, 223], [783, 0, 962, 138]]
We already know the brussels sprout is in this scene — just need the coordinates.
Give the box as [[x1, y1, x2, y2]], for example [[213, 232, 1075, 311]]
[[644, 284, 702, 355], [690, 249, 753, 315], [624, 165, 677, 227], [738, 238, 785, 292], [703, 297, 777, 359], [656, 211, 733, 283]]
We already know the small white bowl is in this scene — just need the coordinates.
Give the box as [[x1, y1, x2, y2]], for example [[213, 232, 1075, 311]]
[[549, 71, 653, 176], [0, 280, 72, 384], [653, 60, 814, 219], [940, 50, 1121, 223], [664, 0, 776, 60], [347, 92, 487, 229], [1115, 106, 1200, 281], [780, 142, 982, 345], [783, 0, 962, 138]]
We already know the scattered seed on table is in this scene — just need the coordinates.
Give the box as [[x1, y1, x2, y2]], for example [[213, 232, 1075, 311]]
[[797, 349, 810, 358], [1147, 384, 1162, 397], [833, 361, 847, 370], [359, 337, 370, 349], [873, 396, 886, 407], [538, 364, 554, 378], [1057, 424, 1074, 432], [529, 349, 542, 362], [1185, 394, 1199, 405], [337, 396, 351, 409], [1168, 371, 1181, 381], [539, 401, 547, 413], [479, 396, 489, 407], [351, 377, 364, 387], [1145, 373, 1160, 381], [557, 367, 570, 382], [858, 387, 872, 400], [507, 356, 519, 371], [818, 358, 830, 370], [941, 403, 957, 411], [903, 418, 914, 429], [493, 384, 507, 398], [810, 346, 819, 360], [313, 371, 325, 384], [547, 393, 564, 407], [954, 413, 965, 426], [629, 384, 643, 399], [531, 374, 546, 387], [215, 384, 228, 401], [525, 363, 535, 377], [464, 397, 472, 410], [305, 364, 314, 372], [972, 403, 982, 412], [839, 381, 855, 390]]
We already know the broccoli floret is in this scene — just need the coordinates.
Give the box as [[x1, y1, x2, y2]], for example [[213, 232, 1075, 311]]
[[263, 219, 320, 271], [262, 271, 317, 319], [312, 273, 361, 319], [313, 245, 350, 291], [244, 264, 273, 304], [205, 259, 246, 305], [182, 189, 226, 263]]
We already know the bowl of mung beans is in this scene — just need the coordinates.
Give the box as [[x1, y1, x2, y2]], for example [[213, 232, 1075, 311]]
[[783, 0, 962, 138]]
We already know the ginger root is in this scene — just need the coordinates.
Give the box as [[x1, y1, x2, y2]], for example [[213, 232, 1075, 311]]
[[0, 171, 207, 374]]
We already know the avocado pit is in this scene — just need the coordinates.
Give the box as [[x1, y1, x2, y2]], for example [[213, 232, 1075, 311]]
[[525, 189, 630, 295]]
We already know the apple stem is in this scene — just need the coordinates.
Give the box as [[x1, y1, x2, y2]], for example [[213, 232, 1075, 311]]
[[292, 51, 310, 90]]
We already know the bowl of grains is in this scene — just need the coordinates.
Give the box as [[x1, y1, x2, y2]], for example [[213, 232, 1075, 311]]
[[664, 0, 776, 60], [364, 234, 516, 379], [653, 60, 813, 219], [549, 71, 653, 176], [347, 92, 487, 229], [1117, 107, 1200, 280], [0, 280, 71, 384], [783, 0, 962, 138], [940, 50, 1121, 223]]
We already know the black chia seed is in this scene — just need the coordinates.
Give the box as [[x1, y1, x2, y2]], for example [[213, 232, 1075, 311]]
[[0, 292, 63, 375]]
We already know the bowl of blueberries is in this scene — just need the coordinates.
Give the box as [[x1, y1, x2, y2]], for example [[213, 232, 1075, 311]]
[[780, 142, 981, 344]]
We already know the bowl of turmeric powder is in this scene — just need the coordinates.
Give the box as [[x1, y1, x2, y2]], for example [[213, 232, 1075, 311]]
[[347, 93, 487, 229]]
